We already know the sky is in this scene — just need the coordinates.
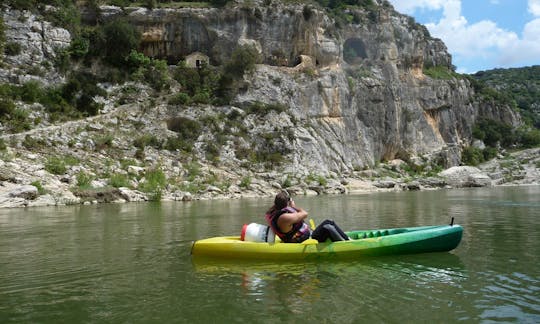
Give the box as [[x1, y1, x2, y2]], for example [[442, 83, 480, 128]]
[[388, 0, 540, 73]]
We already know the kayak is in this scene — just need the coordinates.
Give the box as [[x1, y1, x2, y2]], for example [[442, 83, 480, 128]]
[[191, 224, 463, 261]]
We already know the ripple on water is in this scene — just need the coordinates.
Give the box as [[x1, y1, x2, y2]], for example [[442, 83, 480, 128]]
[[476, 271, 540, 323]]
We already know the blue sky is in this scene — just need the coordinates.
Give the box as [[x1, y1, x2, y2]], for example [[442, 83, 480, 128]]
[[388, 0, 540, 73]]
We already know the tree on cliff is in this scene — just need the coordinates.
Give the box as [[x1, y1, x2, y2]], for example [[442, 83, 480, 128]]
[[103, 18, 141, 67]]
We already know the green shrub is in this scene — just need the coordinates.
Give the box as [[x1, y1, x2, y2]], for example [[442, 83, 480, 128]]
[[0, 16, 5, 56], [68, 36, 89, 59], [109, 173, 131, 188], [0, 98, 15, 118], [423, 66, 458, 80], [224, 44, 260, 79], [205, 141, 220, 162], [127, 51, 170, 91], [94, 134, 114, 150], [22, 135, 46, 150], [139, 168, 167, 201], [164, 135, 192, 152], [76, 171, 93, 189], [166, 116, 201, 142], [4, 42, 21, 56], [185, 162, 201, 181], [282, 176, 292, 188], [133, 134, 161, 149], [20, 81, 44, 103], [519, 128, 540, 147], [45, 156, 67, 175], [245, 101, 288, 115], [192, 91, 211, 104], [239, 175, 251, 188], [482, 147, 498, 161], [43, 1, 81, 34], [0, 138, 6, 151], [39, 87, 78, 121], [473, 119, 516, 147], [103, 18, 140, 67], [6, 108, 31, 132], [461, 147, 484, 166], [120, 158, 138, 170], [30, 180, 47, 195], [168, 92, 191, 105]]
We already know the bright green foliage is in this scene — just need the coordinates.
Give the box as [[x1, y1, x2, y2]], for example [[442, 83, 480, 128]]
[[76, 172, 94, 189], [127, 51, 170, 91], [423, 66, 458, 80], [45, 156, 68, 175], [109, 173, 131, 188], [239, 176, 251, 188], [30, 180, 47, 195], [139, 168, 167, 201]]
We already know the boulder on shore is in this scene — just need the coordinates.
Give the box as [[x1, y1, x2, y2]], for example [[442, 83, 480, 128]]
[[439, 166, 492, 188]]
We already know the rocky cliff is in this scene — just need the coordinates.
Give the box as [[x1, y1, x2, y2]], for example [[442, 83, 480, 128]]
[[0, 1, 529, 208], [97, 0, 520, 173]]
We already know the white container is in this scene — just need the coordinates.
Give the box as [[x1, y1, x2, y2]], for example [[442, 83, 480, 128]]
[[241, 223, 275, 243]]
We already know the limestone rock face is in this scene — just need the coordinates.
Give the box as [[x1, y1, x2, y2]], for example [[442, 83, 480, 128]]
[[1, 8, 70, 84], [0, 2, 528, 209], [104, 1, 520, 174]]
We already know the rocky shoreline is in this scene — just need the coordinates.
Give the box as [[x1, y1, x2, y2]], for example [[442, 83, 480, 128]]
[[2, 105, 538, 208], [1, 91, 539, 209], [1, 4, 539, 209]]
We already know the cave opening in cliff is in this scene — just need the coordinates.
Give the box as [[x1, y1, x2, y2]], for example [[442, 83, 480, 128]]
[[343, 38, 368, 64]]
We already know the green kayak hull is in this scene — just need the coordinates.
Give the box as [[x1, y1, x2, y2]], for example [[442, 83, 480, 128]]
[[191, 224, 463, 261]]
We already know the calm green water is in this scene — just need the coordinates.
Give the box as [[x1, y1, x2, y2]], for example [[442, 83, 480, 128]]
[[1, 186, 539, 323]]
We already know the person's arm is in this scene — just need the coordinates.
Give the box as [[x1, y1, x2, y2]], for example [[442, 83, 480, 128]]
[[276, 200, 308, 232]]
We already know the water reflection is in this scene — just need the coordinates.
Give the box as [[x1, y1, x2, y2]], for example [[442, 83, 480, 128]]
[[192, 252, 467, 316], [2, 186, 539, 323]]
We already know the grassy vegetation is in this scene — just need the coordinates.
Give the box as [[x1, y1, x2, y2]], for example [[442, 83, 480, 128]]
[[44, 155, 79, 175], [423, 65, 459, 80], [30, 180, 48, 195], [306, 173, 327, 186], [76, 171, 94, 189], [109, 173, 131, 188], [139, 168, 167, 201], [239, 175, 251, 188]]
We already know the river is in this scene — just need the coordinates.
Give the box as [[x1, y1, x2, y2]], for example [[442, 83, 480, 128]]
[[1, 186, 539, 323]]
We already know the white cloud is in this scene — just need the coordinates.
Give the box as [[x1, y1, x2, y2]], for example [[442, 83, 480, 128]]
[[499, 18, 540, 64], [389, 0, 540, 71], [390, 0, 446, 14], [529, 0, 540, 16]]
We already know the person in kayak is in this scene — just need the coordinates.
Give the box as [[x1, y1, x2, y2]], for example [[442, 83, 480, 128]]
[[265, 191, 349, 243]]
